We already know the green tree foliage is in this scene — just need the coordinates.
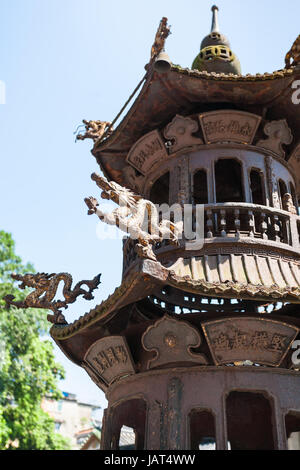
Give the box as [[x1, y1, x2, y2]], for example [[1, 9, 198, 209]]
[[0, 230, 70, 450]]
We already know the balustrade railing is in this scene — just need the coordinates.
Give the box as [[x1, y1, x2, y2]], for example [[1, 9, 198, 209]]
[[122, 203, 300, 276], [203, 203, 292, 244]]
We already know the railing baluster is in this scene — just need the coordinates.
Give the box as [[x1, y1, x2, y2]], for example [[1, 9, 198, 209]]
[[258, 212, 268, 240], [282, 215, 291, 245], [123, 205, 300, 276], [219, 209, 227, 237], [234, 209, 240, 238], [206, 209, 214, 238], [247, 210, 255, 238], [272, 214, 281, 242]]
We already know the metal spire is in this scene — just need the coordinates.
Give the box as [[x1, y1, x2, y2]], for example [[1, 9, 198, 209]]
[[211, 5, 220, 33]]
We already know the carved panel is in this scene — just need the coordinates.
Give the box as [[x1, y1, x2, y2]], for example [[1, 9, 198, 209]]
[[84, 336, 135, 386], [164, 115, 203, 153], [126, 130, 168, 175], [199, 110, 261, 145], [142, 316, 208, 369], [257, 120, 293, 158], [202, 317, 299, 367]]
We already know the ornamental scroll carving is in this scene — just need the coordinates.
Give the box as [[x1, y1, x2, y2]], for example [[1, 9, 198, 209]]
[[164, 115, 203, 153], [257, 120, 293, 158], [199, 110, 261, 145], [84, 336, 135, 386], [142, 316, 208, 369], [202, 317, 299, 367]]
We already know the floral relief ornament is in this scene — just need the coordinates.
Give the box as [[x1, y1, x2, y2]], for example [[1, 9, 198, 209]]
[[256, 120, 293, 158]]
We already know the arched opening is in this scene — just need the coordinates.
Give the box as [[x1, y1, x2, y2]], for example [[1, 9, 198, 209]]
[[193, 170, 208, 204], [150, 172, 170, 205], [226, 391, 275, 450], [189, 409, 216, 450], [109, 398, 147, 450], [250, 169, 265, 205], [215, 159, 244, 203], [285, 411, 300, 450], [119, 426, 136, 450]]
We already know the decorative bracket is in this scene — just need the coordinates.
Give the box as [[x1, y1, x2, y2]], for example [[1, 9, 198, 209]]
[[164, 115, 203, 153], [257, 120, 293, 158]]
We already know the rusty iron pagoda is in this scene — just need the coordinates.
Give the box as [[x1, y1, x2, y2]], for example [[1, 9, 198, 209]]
[[7, 6, 300, 450]]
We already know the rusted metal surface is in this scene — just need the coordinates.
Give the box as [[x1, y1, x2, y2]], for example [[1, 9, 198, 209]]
[[104, 367, 300, 450], [93, 67, 300, 191], [202, 317, 299, 366], [142, 316, 207, 369], [166, 377, 183, 450]]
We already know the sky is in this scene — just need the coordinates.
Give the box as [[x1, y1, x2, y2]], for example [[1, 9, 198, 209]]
[[0, 0, 299, 413]]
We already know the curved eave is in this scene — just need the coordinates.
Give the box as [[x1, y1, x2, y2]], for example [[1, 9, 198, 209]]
[[51, 270, 154, 341], [50, 257, 300, 365], [50, 259, 170, 364], [168, 275, 300, 304], [92, 65, 300, 183]]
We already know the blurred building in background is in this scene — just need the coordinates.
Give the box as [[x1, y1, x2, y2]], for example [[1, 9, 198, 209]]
[[42, 391, 101, 450]]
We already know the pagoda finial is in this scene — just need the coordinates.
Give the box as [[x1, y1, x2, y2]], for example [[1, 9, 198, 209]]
[[192, 5, 241, 75], [211, 5, 220, 33]]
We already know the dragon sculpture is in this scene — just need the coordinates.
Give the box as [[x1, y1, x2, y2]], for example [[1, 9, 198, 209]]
[[150, 17, 171, 61], [76, 120, 113, 143], [85, 173, 181, 262], [285, 34, 300, 68], [3, 272, 101, 325]]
